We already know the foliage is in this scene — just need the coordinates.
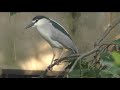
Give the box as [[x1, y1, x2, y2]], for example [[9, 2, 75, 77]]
[[68, 38, 120, 78]]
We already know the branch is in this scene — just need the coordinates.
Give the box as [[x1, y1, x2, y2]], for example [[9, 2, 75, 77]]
[[40, 45, 104, 77], [40, 54, 80, 78], [95, 16, 120, 46], [69, 16, 120, 74], [69, 46, 99, 73]]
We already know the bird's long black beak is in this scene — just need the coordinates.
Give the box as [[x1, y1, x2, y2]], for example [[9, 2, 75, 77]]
[[25, 22, 35, 29]]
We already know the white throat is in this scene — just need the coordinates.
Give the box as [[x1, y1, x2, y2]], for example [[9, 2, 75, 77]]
[[33, 18, 50, 27]]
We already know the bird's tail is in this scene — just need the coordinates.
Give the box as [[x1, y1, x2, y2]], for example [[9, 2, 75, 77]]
[[72, 45, 79, 54], [72, 42, 79, 54]]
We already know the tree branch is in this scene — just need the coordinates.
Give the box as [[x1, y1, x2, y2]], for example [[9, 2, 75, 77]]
[[68, 46, 99, 73], [69, 16, 120, 74], [95, 16, 120, 46], [40, 54, 80, 78]]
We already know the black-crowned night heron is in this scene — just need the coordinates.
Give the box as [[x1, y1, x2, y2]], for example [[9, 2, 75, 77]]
[[25, 15, 78, 64]]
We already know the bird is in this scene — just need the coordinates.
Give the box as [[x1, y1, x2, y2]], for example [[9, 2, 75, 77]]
[[25, 15, 78, 65]]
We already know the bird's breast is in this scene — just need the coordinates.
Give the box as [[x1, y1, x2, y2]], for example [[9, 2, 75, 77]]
[[37, 26, 52, 40], [36, 26, 64, 49]]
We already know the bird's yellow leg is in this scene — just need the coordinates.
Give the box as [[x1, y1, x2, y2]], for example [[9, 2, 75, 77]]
[[56, 49, 68, 63], [50, 48, 56, 65], [48, 48, 56, 71], [50, 48, 66, 67], [53, 49, 66, 65], [58, 49, 65, 60]]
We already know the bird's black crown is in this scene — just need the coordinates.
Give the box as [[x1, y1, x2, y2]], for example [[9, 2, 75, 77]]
[[32, 16, 49, 21]]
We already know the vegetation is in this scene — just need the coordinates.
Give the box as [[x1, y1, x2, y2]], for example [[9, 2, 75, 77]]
[[69, 39, 120, 78]]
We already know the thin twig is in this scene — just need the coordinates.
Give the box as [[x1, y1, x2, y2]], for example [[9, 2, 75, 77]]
[[69, 46, 99, 73], [69, 16, 120, 74], [95, 17, 120, 46]]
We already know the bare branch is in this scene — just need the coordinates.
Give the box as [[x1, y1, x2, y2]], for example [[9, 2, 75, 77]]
[[95, 17, 120, 46], [69, 16, 120, 74], [68, 46, 99, 73], [40, 54, 80, 78]]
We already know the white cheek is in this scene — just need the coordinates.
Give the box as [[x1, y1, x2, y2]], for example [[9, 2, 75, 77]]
[[36, 19, 48, 26], [32, 25, 36, 27], [32, 18, 49, 27]]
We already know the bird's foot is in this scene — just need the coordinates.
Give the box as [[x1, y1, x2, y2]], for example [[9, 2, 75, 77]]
[[49, 68, 53, 71], [48, 65, 53, 71], [53, 59, 62, 65], [54, 59, 58, 62]]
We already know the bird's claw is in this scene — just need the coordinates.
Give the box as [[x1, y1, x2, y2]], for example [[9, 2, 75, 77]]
[[49, 68, 53, 71], [54, 59, 58, 62], [48, 66, 53, 71], [53, 59, 62, 65]]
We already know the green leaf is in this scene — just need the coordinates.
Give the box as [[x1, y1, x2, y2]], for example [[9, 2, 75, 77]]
[[100, 52, 113, 62], [113, 38, 120, 46], [111, 51, 120, 66], [10, 12, 18, 16], [99, 70, 113, 78], [99, 65, 120, 78], [107, 66, 120, 77], [69, 70, 80, 78], [81, 69, 100, 78]]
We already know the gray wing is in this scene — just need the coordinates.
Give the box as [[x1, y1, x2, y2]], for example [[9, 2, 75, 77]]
[[51, 28, 78, 54]]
